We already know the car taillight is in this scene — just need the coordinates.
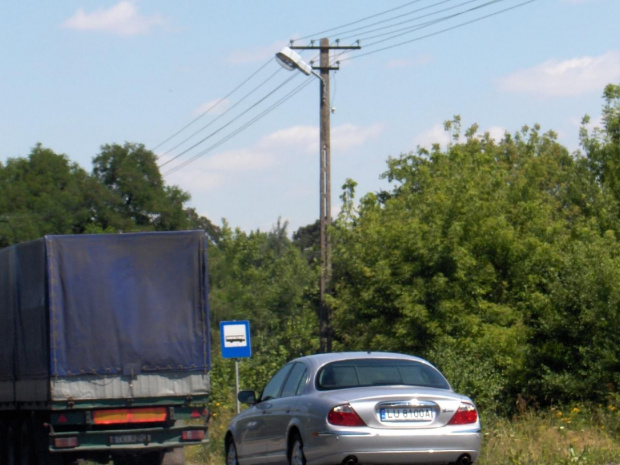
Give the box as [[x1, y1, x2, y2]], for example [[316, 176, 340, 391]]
[[328, 404, 366, 427], [447, 402, 478, 425]]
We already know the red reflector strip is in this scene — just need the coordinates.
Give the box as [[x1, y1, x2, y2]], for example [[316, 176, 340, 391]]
[[182, 430, 205, 441], [191, 408, 209, 418], [93, 407, 168, 425], [54, 437, 78, 449]]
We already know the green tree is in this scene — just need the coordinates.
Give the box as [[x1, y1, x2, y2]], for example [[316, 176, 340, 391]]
[[331, 117, 620, 411], [292, 220, 320, 265], [209, 220, 319, 394], [92, 142, 192, 231], [0, 144, 129, 246], [581, 83, 620, 209]]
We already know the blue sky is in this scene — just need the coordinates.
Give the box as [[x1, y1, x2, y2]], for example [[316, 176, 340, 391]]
[[1, 0, 619, 233]]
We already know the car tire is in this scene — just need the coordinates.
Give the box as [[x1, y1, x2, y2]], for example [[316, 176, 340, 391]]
[[288, 434, 306, 465], [225, 438, 238, 465]]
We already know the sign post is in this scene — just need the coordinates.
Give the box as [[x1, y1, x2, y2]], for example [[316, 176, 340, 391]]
[[220, 321, 251, 413]]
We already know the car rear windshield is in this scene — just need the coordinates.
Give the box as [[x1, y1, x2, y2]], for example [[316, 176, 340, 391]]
[[316, 359, 450, 391]]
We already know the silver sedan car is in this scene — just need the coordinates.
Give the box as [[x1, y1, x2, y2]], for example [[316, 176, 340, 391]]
[[225, 352, 481, 465]]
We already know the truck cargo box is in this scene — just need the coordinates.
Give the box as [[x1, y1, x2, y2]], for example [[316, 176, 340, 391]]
[[0, 231, 210, 405]]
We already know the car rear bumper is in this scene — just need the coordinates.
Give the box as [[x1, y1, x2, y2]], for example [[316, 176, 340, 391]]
[[305, 427, 481, 465]]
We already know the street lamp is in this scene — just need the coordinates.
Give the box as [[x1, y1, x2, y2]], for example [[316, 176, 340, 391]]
[[275, 39, 360, 352], [275, 42, 332, 352], [276, 47, 317, 78]]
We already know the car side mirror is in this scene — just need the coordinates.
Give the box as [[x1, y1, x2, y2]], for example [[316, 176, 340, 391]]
[[237, 390, 257, 405]]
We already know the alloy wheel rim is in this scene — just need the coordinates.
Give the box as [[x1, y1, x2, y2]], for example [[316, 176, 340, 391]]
[[227, 443, 238, 465], [291, 441, 305, 465]]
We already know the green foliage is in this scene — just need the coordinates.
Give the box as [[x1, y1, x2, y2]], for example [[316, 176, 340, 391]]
[[92, 142, 192, 231], [209, 220, 319, 393], [331, 109, 620, 411], [4, 84, 620, 426], [0, 142, 218, 246], [0, 144, 130, 246]]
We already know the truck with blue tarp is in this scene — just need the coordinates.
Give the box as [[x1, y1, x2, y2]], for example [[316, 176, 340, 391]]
[[0, 230, 210, 464]]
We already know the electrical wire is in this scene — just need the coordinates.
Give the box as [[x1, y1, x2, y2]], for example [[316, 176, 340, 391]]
[[362, 0, 506, 48], [339, 0, 538, 62], [159, 73, 301, 169], [152, 58, 273, 153], [162, 78, 316, 176], [159, 0, 538, 176], [327, 0, 460, 41], [158, 67, 283, 159], [336, 0, 484, 42], [295, 0, 429, 42]]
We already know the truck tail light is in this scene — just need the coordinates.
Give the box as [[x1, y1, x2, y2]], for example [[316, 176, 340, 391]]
[[327, 404, 366, 427], [54, 437, 78, 449], [191, 407, 208, 418], [182, 430, 205, 441], [447, 402, 478, 425], [93, 407, 168, 425]]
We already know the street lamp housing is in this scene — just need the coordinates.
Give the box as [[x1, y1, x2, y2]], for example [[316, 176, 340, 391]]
[[275, 47, 313, 76]]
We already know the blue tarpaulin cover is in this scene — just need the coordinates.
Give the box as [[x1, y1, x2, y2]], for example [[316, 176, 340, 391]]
[[0, 231, 210, 382]]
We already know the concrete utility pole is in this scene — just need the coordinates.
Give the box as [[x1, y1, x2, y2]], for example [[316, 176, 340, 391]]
[[290, 38, 360, 352]]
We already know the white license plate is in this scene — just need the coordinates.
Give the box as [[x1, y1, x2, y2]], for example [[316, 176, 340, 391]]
[[109, 433, 151, 445], [379, 407, 434, 422]]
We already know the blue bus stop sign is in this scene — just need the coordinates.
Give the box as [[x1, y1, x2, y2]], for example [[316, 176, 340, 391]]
[[220, 320, 251, 359]]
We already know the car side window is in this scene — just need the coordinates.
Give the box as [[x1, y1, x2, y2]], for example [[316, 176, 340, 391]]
[[280, 363, 308, 398], [260, 364, 293, 401]]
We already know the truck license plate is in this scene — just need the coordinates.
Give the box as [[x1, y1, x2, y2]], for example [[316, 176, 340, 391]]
[[109, 433, 151, 445]]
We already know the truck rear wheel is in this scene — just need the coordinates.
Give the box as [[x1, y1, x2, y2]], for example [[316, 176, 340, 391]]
[[19, 417, 34, 465], [1, 417, 18, 465]]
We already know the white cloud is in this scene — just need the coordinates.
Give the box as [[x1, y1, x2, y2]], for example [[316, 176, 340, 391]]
[[162, 122, 383, 193], [257, 123, 384, 155], [498, 51, 620, 97], [484, 126, 507, 142], [413, 124, 506, 149], [413, 124, 452, 149], [163, 149, 276, 195], [332, 123, 384, 152], [258, 125, 317, 154], [204, 149, 276, 172], [227, 40, 288, 65], [192, 99, 231, 117], [62, 1, 166, 36], [168, 167, 225, 193]]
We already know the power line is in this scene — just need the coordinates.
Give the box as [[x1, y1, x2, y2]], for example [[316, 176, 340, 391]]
[[162, 78, 315, 176], [362, 0, 506, 48], [151, 58, 273, 153], [340, 0, 538, 62], [328, 0, 461, 41], [158, 67, 284, 160], [159, 73, 301, 169], [337, 0, 484, 43], [157, 0, 539, 175]]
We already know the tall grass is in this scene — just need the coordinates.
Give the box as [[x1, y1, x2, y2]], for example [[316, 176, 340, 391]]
[[185, 402, 620, 465], [478, 403, 619, 465]]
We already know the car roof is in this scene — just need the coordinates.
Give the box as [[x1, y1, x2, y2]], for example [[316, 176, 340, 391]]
[[290, 351, 432, 369]]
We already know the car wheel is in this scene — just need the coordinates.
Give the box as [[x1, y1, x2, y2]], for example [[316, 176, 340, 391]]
[[288, 434, 306, 465], [225, 438, 238, 465]]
